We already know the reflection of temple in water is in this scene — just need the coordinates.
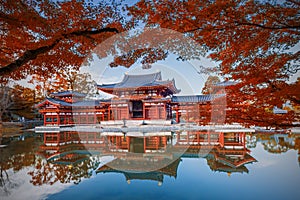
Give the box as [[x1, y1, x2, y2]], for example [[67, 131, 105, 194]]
[[37, 131, 257, 184], [175, 131, 256, 174], [96, 159, 181, 185]]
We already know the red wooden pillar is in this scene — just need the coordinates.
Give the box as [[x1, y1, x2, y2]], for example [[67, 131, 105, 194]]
[[64, 132, 66, 142], [143, 103, 146, 119], [115, 137, 118, 149], [57, 132, 60, 145], [63, 114, 66, 125], [144, 137, 147, 152], [163, 103, 166, 119], [243, 132, 246, 148], [219, 132, 224, 147], [127, 105, 130, 119], [186, 106, 189, 122], [176, 107, 179, 123], [44, 114, 46, 125]]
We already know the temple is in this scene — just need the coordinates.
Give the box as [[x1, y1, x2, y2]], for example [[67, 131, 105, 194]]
[[36, 71, 227, 125], [97, 71, 180, 120], [36, 91, 105, 125]]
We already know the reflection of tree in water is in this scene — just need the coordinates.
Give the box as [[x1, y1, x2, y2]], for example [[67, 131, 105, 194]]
[[28, 156, 100, 185], [256, 133, 300, 156], [0, 137, 41, 196], [262, 138, 289, 154]]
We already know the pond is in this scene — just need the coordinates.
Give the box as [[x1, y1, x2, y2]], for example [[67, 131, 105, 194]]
[[1, 131, 300, 200]]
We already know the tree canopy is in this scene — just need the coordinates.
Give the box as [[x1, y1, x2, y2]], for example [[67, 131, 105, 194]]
[[0, 0, 299, 127], [0, 0, 126, 80]]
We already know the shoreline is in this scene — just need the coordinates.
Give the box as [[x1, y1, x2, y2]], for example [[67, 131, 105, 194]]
[[2, 120, 300, 137]]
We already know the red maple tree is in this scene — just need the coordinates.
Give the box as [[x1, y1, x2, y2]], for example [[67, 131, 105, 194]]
[[0, 0, 299, 127]]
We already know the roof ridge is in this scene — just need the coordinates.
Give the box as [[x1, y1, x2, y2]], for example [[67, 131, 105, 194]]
[[124, 71, 161, 77]]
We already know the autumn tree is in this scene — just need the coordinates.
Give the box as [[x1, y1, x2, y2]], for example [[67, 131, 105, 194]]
[[28, 156, 99, 186], [10, 84, 37, 119], [0, 84, 13, 136], [28, 66, 97, 97], [52, 67, 97, 95], [0, 0, 126, 80], [0, 137, 39, 195], [1, 0, 299, 127], [125, 0, 300, 127]]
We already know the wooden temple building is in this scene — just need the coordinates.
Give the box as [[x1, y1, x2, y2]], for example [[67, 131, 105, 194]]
[[98, 71, 180, 120], [36, 71, 227, 125]]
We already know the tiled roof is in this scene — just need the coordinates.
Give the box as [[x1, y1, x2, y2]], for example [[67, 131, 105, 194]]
[[35, 97, 72, 107], [117, 71, 162, 88], [97, 83, 116, 89], [72, 100, 101, 107], [36, 98, 101, 108], [172, 95, 215, 103], [47, 97, 72, 106], [50, 90, 86, 97], [97, 71, 180, 93]]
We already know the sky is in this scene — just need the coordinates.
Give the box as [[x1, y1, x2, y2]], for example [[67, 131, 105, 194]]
[[78, 25, 220, 96], [79, 53, 217, 95]]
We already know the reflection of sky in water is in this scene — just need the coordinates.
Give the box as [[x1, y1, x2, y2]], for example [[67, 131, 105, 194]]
[[1, 168, 71, 200], [45, 143, 300, 200]]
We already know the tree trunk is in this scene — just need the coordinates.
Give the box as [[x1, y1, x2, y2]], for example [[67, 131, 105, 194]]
[[0, 122, 3, 145]]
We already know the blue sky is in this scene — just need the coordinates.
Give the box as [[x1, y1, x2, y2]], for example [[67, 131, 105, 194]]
[[80, 52, 218, 95]]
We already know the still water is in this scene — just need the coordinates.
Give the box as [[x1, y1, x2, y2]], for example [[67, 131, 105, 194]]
[[1, 131, 300, 200]]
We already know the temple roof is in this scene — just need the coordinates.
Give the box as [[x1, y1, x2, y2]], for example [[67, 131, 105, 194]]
[[96, 158, 180, 179], [50, 90, 86, 97], [97, 71, 180, 93], [36, 97, 101, 108], [73, 100, 102, 107], [97, 166, 164, 182], [36, 97, 71, 107], [172, 94, 219, 103], [213, 152, 257, 168]]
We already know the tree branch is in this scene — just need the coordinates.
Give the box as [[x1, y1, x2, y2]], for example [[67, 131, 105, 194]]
[[235, 21, 300, 30], [184, 20, 300, 33], [287, 0, 300, 6], [0, 27, 119, 76]]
